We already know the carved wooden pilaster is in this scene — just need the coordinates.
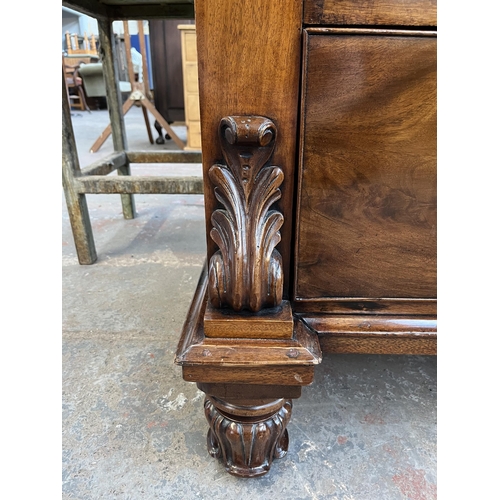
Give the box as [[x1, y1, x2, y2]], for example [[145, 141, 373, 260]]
[[204, 395, 292, 477], [208, 116, 284, 312], [176, 264, 322, 477]]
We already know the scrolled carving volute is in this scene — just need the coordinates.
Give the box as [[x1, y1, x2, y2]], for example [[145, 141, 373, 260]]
[[208, 116, 284, 312]]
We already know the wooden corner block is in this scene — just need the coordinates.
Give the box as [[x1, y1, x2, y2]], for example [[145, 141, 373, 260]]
[[204, 300, 294, 339]]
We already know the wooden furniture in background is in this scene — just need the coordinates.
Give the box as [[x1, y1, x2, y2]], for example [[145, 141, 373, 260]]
[[62, 0, 436, 479], [89, 20, 185, 153], [62, 5, 201, 265], [77, 62, 132, 104], [65, 31, 98, 57], [178, 25, 200, 150], [149, 19, 194, 143], [63, 56, 90, 112]]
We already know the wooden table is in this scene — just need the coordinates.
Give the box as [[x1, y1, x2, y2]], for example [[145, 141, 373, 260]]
[[63, 0, 437, 478]]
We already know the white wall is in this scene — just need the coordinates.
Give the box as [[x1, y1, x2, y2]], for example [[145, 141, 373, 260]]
[[62, 17, 80, 40], [112, 21, 150, 36], [62, 8, 149, 50], [78, 14, 99, 36], [62, 7, 98, 36]]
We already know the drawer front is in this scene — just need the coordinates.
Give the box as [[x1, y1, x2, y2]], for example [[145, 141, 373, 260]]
[[294, 30, 436, 304], [304, 0, 437, 26]]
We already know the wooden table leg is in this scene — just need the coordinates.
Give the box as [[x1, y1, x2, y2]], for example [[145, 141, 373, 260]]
[[89, 98, 135, 153], [62, 69, 97, 265], [98, 17, 136, 220], [141, 105, 154, 144], [141, 98, 185, 150]]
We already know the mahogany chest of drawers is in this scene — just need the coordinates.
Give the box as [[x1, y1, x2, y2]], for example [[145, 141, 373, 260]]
[[176, 0, 437, 477], [62, 0, 436, 479]]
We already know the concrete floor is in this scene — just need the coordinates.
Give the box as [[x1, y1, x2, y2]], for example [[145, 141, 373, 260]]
[[62, 107, 437, 499]]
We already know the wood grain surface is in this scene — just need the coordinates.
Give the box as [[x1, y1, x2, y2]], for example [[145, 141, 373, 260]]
[[175, 262, 322, 386], [204, 301, 294, 339], [318, 335, 436, 354], [304, 0, 437, 26], [301, 314, 437, 335], [194, 0, 302, 299], [125, 151, 202, 163], [197, 383, 302, 400], [295, 30, 436, 304], [75, 176, 203, 194], [300, 314, 436, 354], [293, 298, 436, 315], [183, 365, 315, 386]]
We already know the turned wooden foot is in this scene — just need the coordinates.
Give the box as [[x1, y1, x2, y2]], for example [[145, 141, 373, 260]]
[[204, 395, 292, 477]]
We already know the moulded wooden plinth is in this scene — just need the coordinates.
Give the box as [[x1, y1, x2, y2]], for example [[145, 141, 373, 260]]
[[204, 300, 294, 339], [300, 314, 437, 355], [175, 263, 322, 386]]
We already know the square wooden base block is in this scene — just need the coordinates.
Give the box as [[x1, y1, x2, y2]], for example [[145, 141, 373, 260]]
[[204, 300, 294, 339]]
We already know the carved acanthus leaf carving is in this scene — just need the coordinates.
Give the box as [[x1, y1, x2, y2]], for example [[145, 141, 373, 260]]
[[208, 116, 284, 312]]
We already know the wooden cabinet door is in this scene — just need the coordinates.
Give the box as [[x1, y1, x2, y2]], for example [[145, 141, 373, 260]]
[[294, 30, 436, 313], [149, 19, 194, 123]]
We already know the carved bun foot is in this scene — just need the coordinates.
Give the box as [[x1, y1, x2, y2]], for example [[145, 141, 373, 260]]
[[204, 396, 292, 477]]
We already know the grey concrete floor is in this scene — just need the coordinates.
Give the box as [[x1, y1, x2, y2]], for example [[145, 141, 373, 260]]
[[62, 106, 437, 499]]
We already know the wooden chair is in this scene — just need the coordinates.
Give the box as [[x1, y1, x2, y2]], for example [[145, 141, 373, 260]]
[[63, 56, 90, 112], [65, 31, 98, 57], [77, 62, 132, 101]]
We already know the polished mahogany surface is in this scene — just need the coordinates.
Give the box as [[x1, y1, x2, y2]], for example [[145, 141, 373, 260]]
[[303, 0, 437, 26], [295, 30, 437, 303]]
